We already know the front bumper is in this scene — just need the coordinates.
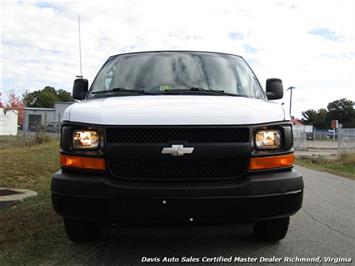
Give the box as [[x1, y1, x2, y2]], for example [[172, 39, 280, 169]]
[[51, 169, 303, 224]]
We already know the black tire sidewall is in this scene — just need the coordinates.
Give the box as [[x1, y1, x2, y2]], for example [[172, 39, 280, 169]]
[[253, 217, 290, 242], [64, 218, 100, 242]]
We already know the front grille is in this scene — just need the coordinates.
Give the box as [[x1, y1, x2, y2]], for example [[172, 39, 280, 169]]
[[106, 127, 249, 143], [109, 158, 248, 181]]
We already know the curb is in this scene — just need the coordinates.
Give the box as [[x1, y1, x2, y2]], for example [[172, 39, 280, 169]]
[[0, 187, 38, 208]]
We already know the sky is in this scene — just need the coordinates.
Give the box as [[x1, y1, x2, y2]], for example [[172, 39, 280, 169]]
[[1, 0, 354, 118]]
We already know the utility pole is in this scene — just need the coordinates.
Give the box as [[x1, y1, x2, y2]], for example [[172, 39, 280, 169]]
[[287, 86, 296, 116]]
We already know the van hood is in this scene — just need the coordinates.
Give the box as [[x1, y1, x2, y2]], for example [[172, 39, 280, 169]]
[[64, 95, 288, 125]]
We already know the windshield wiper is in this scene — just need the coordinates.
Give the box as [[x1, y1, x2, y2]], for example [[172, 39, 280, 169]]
[[92, 88, 153, 95], [163, 87, 243, 96]]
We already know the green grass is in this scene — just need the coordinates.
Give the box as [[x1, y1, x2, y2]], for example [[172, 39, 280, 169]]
[[296, 153, 355, 180], [0, 139, 97, 265]]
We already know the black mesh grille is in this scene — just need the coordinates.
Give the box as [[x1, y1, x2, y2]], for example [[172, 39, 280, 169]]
[[109, 158, 248, 181], [106, 127, 249, 143]]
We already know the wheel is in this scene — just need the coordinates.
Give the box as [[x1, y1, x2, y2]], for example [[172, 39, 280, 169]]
[[64, 218, 100, 242], [253, 217, 289, 242]]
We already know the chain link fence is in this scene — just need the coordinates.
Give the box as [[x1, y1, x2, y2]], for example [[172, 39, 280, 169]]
[[27, 120, 60, 133], [337, 128, 355, 154], [21, 112, 61, 143], [293, 126, 355, 155], [293, 126, 308, 151]]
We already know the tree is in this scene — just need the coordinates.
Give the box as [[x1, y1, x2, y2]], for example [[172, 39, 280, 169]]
[[326, 98, 355, 128], [57, 89, 73, 102], [302, 109, 317, 124], [0, 92, 4, 108], [0, 92, 25, 126], [301, 108, 327, 128], [23, 86, 73, 108], [301, 98, 355, 128]]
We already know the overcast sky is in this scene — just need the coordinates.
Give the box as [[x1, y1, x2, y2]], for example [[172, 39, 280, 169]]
[[1, 0, 354, 117]]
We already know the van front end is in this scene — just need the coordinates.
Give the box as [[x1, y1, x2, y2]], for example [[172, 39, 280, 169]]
[[52, 121, 303, 242]]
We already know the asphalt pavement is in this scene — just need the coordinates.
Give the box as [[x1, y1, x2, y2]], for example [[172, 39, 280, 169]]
[[86, 166, 354, 266]]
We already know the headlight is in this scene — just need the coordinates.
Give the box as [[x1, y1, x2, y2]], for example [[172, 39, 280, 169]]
[[255, 129, 281, 149], [73, 130, 99, 149]]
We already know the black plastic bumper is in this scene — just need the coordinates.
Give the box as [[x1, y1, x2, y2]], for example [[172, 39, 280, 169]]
[[51, 169, 303, 224]]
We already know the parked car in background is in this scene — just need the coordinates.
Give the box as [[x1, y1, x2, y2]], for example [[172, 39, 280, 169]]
[[306, 132, 314, 140], [46, 123, 59, 133], [327, 129, 338, 139]]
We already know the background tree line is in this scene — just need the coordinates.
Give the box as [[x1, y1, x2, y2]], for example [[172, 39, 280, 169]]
[[0, 86, 73, 127], [302, 98, 355, 128], [22, 86, 73, 108]]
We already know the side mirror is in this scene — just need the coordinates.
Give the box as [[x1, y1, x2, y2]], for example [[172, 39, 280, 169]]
[[266, 78, 283, 100], [73, 78, 88, 100]]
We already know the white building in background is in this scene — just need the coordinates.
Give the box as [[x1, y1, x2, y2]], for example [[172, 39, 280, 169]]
[[23, 102, 73, 132], [0, 108, 18, 135]]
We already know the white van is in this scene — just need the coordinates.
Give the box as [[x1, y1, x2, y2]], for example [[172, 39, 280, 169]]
[[51, 51, 303, 242]]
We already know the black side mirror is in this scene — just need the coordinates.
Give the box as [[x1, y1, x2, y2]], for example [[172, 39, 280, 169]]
[[73, 78, 88, 100], [266, 78, 283, 100]]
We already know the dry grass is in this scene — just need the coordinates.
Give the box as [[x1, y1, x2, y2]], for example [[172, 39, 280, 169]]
[[0, 140, 97, 265], [0, 141, 60, 264], [296, 152, 355, 180], [339, 152, 355, 164], [0, 140, 59, 189], [0, 132, 53, 150]]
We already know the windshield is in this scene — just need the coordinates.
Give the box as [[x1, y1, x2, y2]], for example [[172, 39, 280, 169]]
[[89, 51, 265, 98]]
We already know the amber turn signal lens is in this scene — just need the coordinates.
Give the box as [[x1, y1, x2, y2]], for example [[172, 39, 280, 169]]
[[60, 154, 105, 170], [249, 153, 294, 170]]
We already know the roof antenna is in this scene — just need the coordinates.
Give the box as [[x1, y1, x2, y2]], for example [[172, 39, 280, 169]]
[[77, 15, 83, 78]]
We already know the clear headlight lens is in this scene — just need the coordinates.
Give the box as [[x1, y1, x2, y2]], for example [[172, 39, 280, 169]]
[[73, 130, 99, 149], [255, 129, 281, 149]]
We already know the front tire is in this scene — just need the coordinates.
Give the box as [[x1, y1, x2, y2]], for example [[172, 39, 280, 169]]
[[253, 217, 289, 242], [64, 218, 100, 242]]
